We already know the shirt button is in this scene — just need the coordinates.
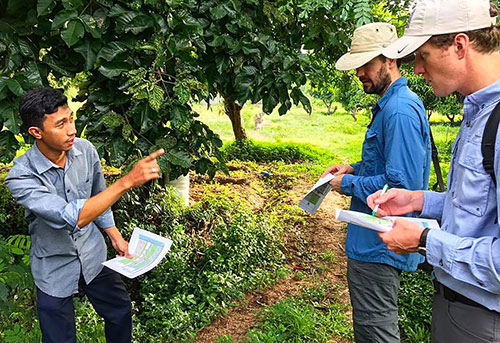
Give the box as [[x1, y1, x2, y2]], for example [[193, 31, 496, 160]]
[[439, 260, 444, 266], [67, 189, 70, 193]]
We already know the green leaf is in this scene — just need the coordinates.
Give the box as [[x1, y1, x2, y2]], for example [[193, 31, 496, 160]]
[[156, 136, 177, 150], [61, 20, 85, 47], [97, 42, 127, 61], [242, 45, 259, 55], [166, 150, 193, 168], [62, 0, 84, 10], [102, 111, 123, 129], [42, 55, 73, 76], [0, 131, 20, 163], [262, 93, 278, 114], [209, 35, 225, 47], [175, 84, 191, 104], [126, 15, 154, 34], [18, 61, 43, 89], [298, 92, 312, 113], [0, 283, 7, 301], [95, 0, 113, 8], [98, 62, 129, 79], [115, 12, 139, 32], [210, 5, 227, 20], [6, 79, 24, 96], [0, 101, 21, 133], [37, 0, 55, 16], [74, 40, 99, 70], [108, 4, 128, 17], [17, 39, 34, 57], [148, 85, 164, 111], [242, 66, 258, 75], [51, 9, 78, 30], [108, 137, 131, 166], [80, 14, 102, 38]]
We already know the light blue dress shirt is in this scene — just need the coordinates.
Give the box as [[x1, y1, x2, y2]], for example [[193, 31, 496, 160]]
[[341, 77, 431, 272], [421, 79, 500, 312], [5, 138, 114, 298]]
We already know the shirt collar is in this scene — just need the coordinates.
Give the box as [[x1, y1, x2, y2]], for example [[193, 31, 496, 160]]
[[31, 141, 82, 174], [464, 78, 500, 112], [373, 77, 407, 113]]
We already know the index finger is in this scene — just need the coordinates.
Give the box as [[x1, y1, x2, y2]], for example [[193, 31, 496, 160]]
[[367, 189, 384, 209], [144, 148, 165, 162]]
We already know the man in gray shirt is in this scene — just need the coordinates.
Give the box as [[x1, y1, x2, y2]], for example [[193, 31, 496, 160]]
[[6, 88, 164, 343]]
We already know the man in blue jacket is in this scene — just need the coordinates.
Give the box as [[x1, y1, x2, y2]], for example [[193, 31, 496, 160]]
[[323, 23, 431, 342]]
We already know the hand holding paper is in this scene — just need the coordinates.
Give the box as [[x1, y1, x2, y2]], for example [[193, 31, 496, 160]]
[[103, 228, 172, 279], [299, 174, 335, 214], [336, 209, 440, 232]]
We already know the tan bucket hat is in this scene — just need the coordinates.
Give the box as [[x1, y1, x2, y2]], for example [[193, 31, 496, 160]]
[[383, 0, 497, 59], [336, 22, 398, 71]]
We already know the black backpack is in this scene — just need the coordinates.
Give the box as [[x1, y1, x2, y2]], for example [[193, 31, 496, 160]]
[[482, 101, 500, 187]]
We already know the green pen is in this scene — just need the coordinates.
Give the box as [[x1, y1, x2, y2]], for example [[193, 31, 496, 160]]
[[372, 184, 389, 216]]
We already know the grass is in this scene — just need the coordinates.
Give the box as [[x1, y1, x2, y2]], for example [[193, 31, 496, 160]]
[[194, 101, 460, 189], [193, 101, 370, 165], [217, 282, 353, 343]]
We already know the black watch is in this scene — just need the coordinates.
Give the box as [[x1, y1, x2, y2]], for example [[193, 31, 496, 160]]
[[417, 228, 430, 257]]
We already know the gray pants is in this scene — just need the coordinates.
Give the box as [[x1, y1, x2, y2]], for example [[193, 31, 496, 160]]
[[432, 292, 500, 342], [347, 258, 401, 343]]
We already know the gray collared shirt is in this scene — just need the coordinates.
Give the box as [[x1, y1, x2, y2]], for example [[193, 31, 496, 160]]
[[6, 138, 115, 298]]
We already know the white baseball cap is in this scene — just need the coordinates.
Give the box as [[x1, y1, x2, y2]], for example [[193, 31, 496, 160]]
[[383, 0, 497, 59], [336, 22, 398, 71]]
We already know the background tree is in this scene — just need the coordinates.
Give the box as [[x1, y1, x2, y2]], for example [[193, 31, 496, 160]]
[[0, 0, 226, 179]]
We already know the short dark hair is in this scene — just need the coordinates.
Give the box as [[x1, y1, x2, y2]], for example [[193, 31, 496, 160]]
[[379, 55, 402, 68], [19, 88, 68, 129], [429, 2, 500, 53]]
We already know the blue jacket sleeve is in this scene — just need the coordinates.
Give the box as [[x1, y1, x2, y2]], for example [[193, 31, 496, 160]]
[[341, 113, 428, 204]]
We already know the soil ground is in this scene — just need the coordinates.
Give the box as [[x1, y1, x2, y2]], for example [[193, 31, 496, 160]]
[[190, 162, 353, 343]]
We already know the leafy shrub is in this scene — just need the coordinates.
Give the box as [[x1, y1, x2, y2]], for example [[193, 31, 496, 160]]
[[113, 185, 287, 342], [222, 140, 333, 166], [0, 182, 28, 237], [0, 236, 39, 343]]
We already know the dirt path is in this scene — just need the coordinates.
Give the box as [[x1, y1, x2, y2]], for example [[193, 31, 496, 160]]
[[192, 165, 352, 343]]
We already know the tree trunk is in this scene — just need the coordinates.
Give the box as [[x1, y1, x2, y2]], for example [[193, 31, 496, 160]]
[[224, 98, 247, 140], [350, 105, 358, 122], [326, 102, 332, 115]]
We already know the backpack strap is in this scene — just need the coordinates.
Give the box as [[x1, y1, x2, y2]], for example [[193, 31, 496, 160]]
[[481, 102, 500, 187], [429, 128, 445, 192]]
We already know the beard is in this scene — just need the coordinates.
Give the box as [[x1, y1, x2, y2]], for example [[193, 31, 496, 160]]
[[359, 65, 392, 96]]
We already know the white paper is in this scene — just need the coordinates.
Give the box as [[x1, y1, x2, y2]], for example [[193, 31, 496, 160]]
[[299, 174, 335, 215], [103, 227, 173, 279], [335, 209, 440, 232]]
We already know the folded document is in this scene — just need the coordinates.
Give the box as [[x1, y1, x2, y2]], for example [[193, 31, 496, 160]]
[[299, 174, 335, 215], [335, 209, 440, 232], [103, 227, 172, 278]]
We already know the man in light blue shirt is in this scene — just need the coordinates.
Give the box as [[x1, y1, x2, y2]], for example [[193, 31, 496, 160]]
[[6, 88, 164, 343], [368, 0, 500, 341], [323, 23, 431, 342]]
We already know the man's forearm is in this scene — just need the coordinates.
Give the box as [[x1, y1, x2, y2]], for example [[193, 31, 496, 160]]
[[410, 190, 425, 213], [77, 178, 131, 228], [104, 225, 123, 241]]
